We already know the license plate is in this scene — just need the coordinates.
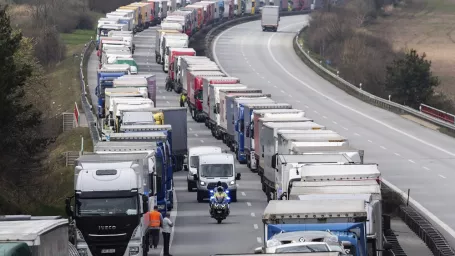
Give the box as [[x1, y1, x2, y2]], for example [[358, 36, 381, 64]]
[[101, 249, 115, 253]]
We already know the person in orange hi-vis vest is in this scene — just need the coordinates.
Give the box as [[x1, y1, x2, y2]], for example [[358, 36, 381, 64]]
[[149, 206, 163, 249]]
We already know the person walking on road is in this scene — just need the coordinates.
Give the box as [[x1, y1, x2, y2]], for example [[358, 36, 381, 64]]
[[179, 92, 187, 107], [162, 212, 174, 256], [149, 206, 163, 249]]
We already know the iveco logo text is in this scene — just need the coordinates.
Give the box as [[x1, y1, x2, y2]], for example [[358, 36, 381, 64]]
[[98, 226, 116, 230]]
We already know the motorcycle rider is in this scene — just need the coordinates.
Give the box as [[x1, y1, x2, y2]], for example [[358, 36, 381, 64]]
[[210, 182, 229, 216]]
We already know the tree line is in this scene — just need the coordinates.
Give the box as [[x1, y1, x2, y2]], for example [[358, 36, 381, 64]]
[[305, 0, 450, 112]]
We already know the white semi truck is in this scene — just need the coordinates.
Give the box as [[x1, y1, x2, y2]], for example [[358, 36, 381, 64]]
[[67, 152, 154, 256]]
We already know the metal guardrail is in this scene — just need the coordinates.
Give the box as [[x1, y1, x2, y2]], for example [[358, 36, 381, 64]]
[[79, 40, 100, 149], [293, 27, 455, 132]]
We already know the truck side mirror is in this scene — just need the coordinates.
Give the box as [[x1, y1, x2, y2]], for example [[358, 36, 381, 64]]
[[383, 242, 393, 251], [183, 164, 188, 171], [142, 194, 149, 214], [65, 197, 73, 217], [271, 154, 277, 169], [193, 174, 198, 181], [236, 173, 241, 180]]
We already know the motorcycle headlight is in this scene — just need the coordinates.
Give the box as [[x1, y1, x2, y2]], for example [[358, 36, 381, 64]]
[[229, 180, 235, 185], [267, 239, 282, 248], [209, 190, 214, 193], [226, 197, 231, 201], [129, 246, 140, 255], [200, 181, 206, 186], [77, 248, 88, 256]]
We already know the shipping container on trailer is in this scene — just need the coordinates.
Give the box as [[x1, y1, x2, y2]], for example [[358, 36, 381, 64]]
[[249, 109, 305, 171], [147, 0, 160, 25], [117, 74, 157, 107], [155, 29, 182, 63], [202, 77, 241, 125], [242, 103, 293, 167], [224, 94, 270, 150], [209, 84, 250, 138], [193, 1, 215, 25], [170, 10, 194, 35], [174, 56, 214, 89], [164, 15, 188, 33], [166, 48, 196, 86], [184, 67, 222, 94], [129, 2, 150, 28], [218, 89, 263, 142], [184, 5, 204, 29], [257, 118, 321, 176], [179, 58, 220, 92]]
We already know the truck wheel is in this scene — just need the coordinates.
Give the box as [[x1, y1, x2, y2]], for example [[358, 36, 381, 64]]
[[155, 55, 159, 63], [231, 191, 237, 202], [197, 191, 204, 202], [187, 182, 193, 192], [247, 155, 251, 168], [222, 134, 226, 144], [230, 144, 235, 152]]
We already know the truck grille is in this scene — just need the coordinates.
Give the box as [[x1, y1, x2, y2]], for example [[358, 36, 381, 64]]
[[207, 182, 228, 190]]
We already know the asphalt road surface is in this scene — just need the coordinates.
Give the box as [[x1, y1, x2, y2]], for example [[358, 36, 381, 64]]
[[213, 15, 455, 231], [86, 19, 432, 255]]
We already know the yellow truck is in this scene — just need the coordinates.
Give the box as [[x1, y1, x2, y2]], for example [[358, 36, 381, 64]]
[[119, 5, 142, 32], [129, 2, 153, 28]]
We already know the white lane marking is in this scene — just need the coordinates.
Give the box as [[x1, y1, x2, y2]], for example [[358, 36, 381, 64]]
[[423, 166, 430, 170], [257, 237, 262, 244], [289, 94, 293, 98], [254, 224, 259, 229], [200, 140, 204, 143], [194, 134, 198, 137], [408, 159, 416, 164], [241, 191, 246, 196], [262, 22, 455, 160], [268, 81, 271, 83], [296, 100, 301, 103], [280, 90, 285, 93], [189, 128, 192, 131], [273, 85, 277, 88], [368, 140, 373, 143], [247, 202, 252, 206], [163, 96, 166, 99], [166, 101, 170, 104], [342, 126, 348, 130], [251, 212, 256, 217], [160, 187, 178, 256], [322, 115, 327, 119], [159, 90, 162, 93], [214, 21, 455, 239], [333, 121, 338, 124], [439, 174, 447, 179], [313, 110, 319, 114], [380, 146, 386, 150], [394, 152, 401, 156], [354, 133, 360, 136]]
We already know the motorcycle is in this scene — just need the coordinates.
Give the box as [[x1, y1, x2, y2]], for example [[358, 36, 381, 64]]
[[209, 189, 231, 224]]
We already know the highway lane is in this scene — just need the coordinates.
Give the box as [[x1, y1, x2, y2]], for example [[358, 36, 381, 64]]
[[213, 15, 455, 230], [87, 27, 267, 256]]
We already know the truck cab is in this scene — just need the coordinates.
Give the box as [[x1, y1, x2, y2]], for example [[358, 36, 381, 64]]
[[187, 146, 223, 191], [193, 153, 241, 202]]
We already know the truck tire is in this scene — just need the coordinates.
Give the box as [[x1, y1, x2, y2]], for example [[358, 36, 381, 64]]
[[197, 191, 204, 202], [187, 181, 193, 192], [247, 155, 251, 168], [231, 191, 238, 202], [155, 55, 160, 63]]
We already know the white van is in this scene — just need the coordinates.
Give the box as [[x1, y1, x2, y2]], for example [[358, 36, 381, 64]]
[[186, 146, 222, 191], [193, 153, 240, 202]]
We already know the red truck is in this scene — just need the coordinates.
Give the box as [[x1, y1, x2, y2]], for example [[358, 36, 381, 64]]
[[187, 71, 226, 121], [166, 48, 196, 91]]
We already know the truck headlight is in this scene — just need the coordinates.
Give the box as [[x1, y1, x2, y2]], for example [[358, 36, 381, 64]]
[[229, 180, 235, 185], [129, 246, 140, 255], [77, 248, 88, 256], [200, 181, 206, 186]]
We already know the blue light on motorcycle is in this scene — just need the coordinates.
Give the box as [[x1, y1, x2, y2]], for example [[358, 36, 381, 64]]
[[225, 190, 229, 194], [209, 190, 214, 193], [226, 197, 231, 201]]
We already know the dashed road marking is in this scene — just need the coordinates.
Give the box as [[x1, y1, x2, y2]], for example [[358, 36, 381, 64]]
[[439, 174, 447, 179], [354, 133, 360, 136], [251, 212, 256, 217], [254, 224, 258, 229], [423, 166, 430, 170], [195, 134, 198, 137], [394, 152, 401, 156], [408, 159, 415, 164], [247, 202, 251, 207], [257, 237, 262, 244], [200, 140, 204, 143], [380, 146, 386, 150], [241, 192, 246, 196], [333, 121, 338, 124]]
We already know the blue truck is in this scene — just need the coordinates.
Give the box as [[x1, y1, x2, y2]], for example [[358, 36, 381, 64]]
[[260, 199, 372, 256], [96, 69, 129, 118], [234, 98, 275, 163]]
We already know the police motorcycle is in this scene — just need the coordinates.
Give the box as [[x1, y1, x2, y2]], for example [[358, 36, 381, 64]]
[[209, 185, 231, 224]]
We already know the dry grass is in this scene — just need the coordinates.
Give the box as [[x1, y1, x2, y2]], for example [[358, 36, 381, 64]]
[[368, 0, 455, 101]]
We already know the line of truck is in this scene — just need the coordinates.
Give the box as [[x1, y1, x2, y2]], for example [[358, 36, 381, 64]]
[[164, 13, 395, 256]]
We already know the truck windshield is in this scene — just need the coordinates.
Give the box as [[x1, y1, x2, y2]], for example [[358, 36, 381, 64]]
[[190, 156, 199, 168], [275, 244, 330, 253], [200, 164, 233, 177], [76, 196, 138, 216]]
